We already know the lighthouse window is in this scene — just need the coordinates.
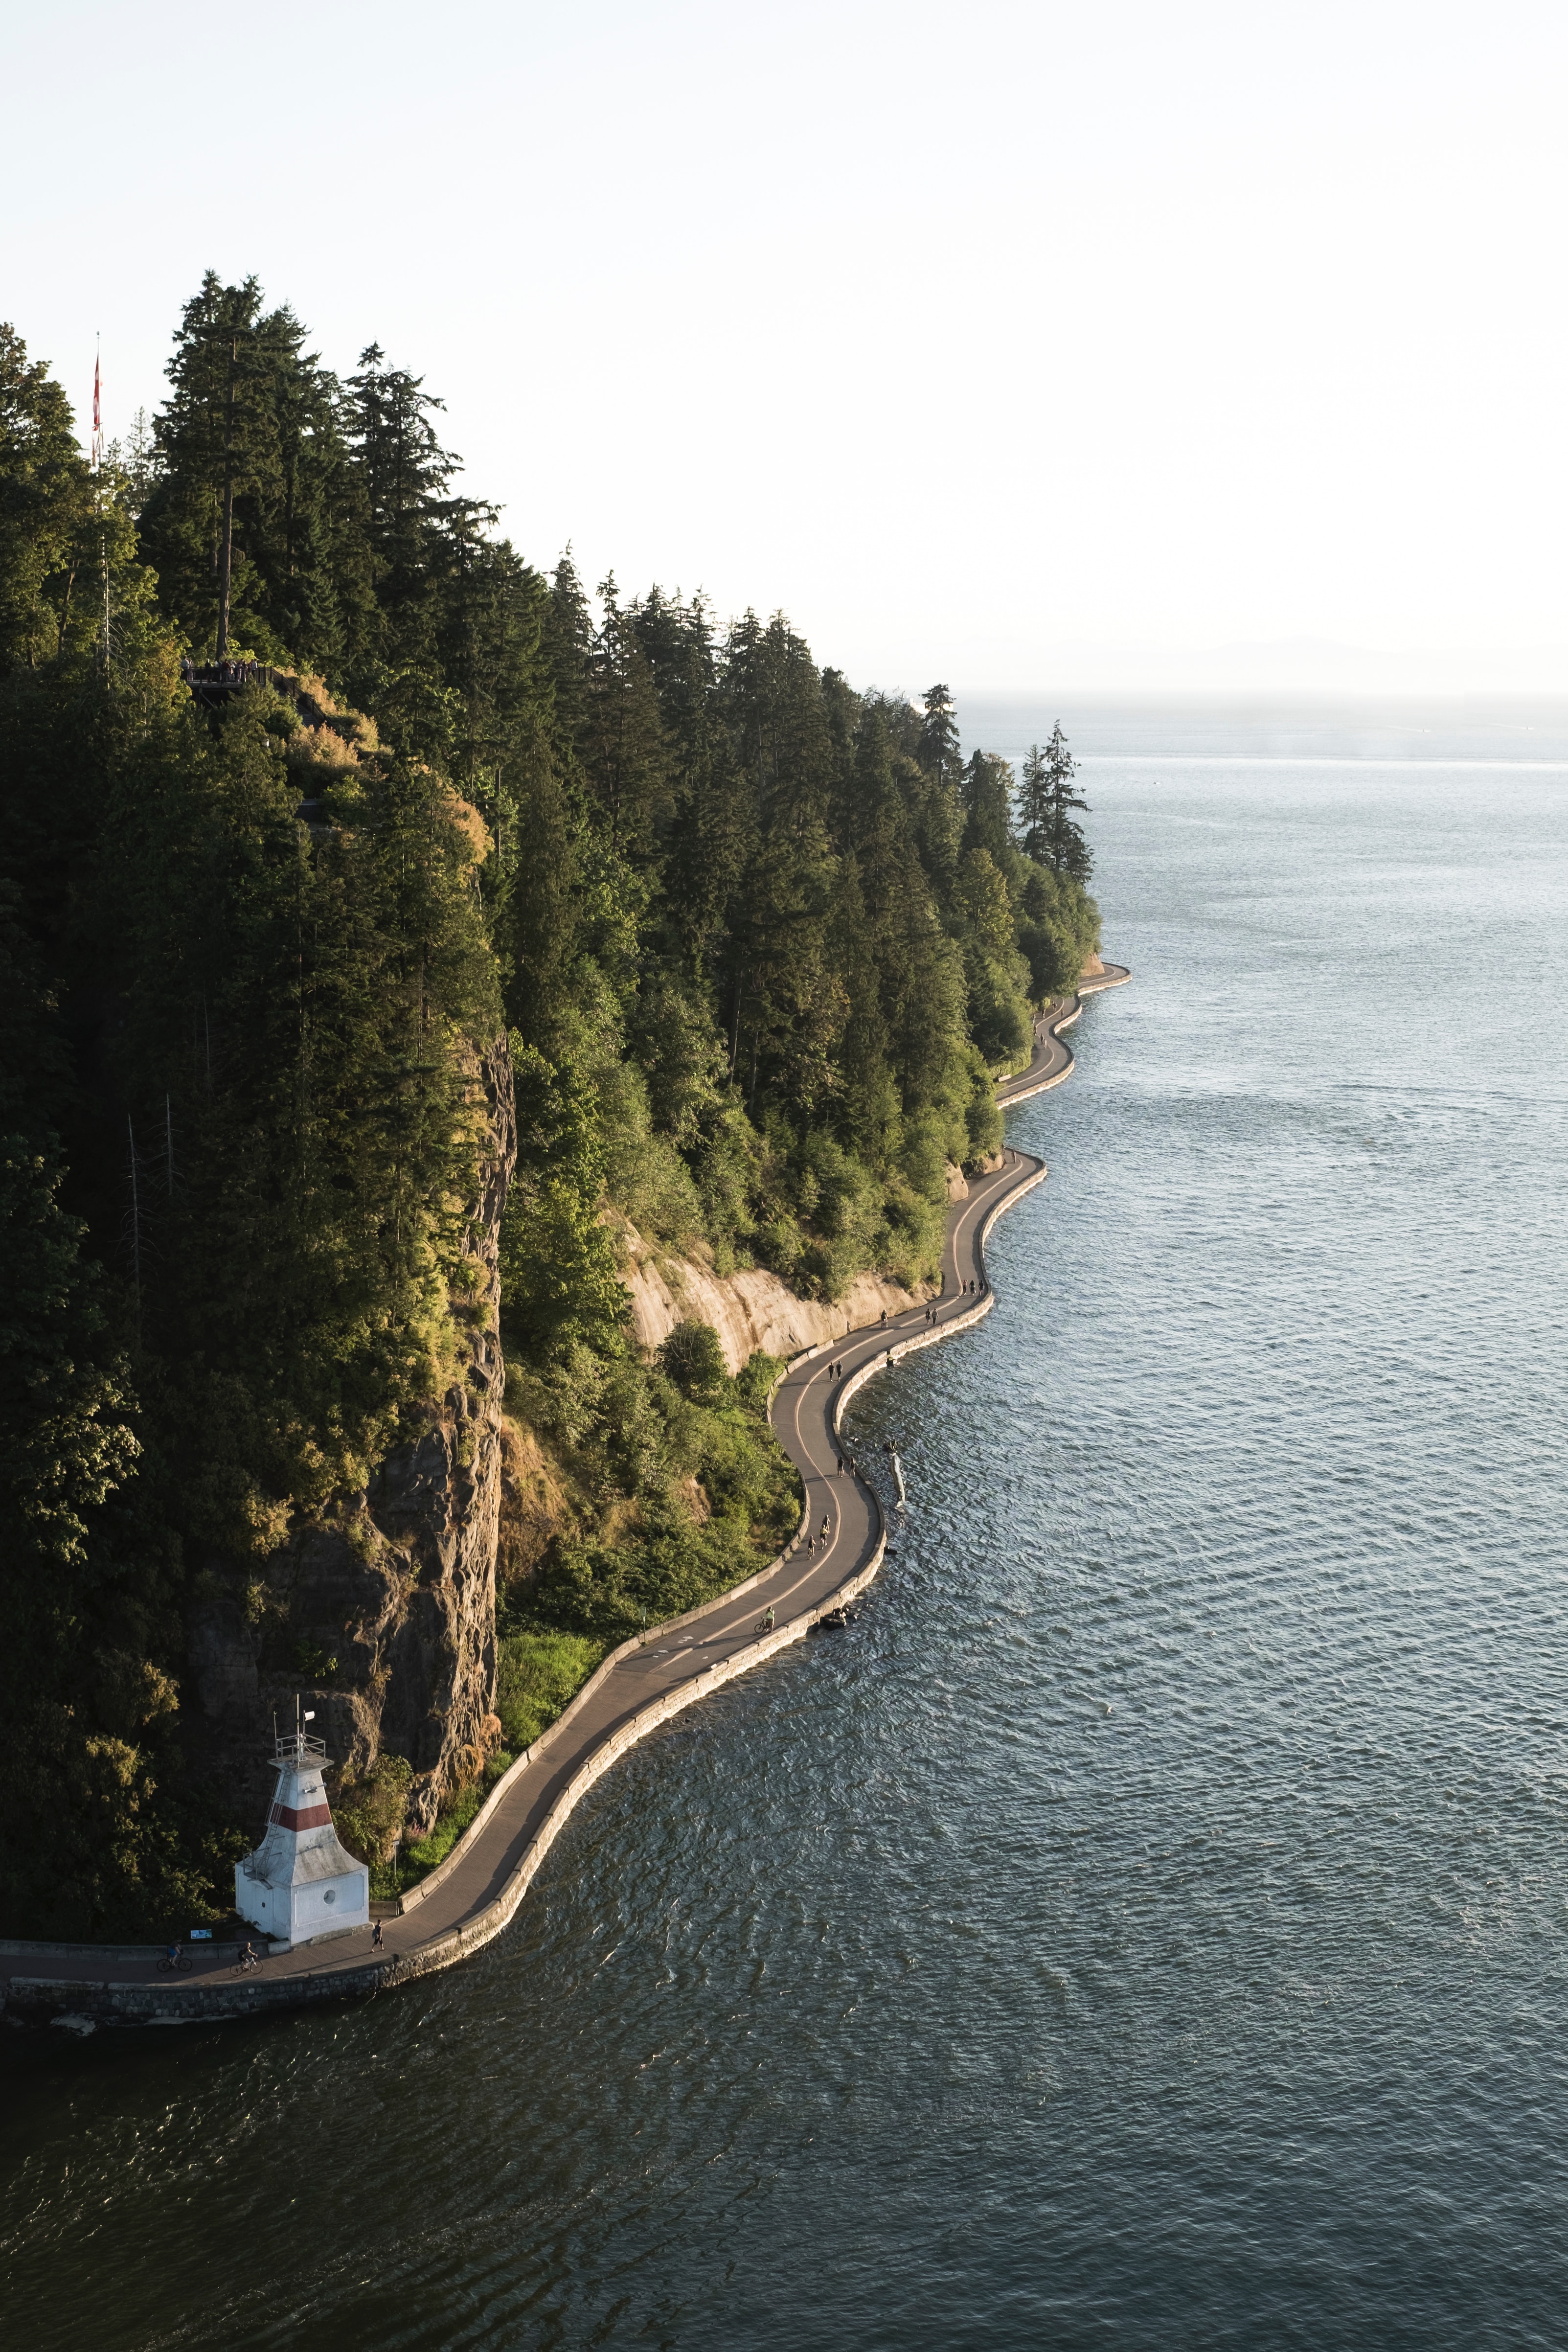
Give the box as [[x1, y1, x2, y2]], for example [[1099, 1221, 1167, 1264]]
[[323, 1888, 336, 1904]]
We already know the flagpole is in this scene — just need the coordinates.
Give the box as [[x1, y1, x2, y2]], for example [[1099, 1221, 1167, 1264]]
[[93, 333, 109, 673]]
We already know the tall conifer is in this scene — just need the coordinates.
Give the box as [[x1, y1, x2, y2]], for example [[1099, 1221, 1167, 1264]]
[[1019, 724, 1092, 878]]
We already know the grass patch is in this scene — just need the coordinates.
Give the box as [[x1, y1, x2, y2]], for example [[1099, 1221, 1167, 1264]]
[[371, 1748, 515, 1896], [495, 1629, 605, 1748]]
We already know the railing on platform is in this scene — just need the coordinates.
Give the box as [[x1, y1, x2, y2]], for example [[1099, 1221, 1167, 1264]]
[[273, 1731, 327, 1765]]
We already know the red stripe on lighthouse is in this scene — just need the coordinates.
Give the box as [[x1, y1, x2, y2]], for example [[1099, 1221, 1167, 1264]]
[[270, 1801, 333, 1831]]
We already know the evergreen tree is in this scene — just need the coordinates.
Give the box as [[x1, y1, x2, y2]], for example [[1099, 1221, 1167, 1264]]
[[582, 575, 673, 860], [345, 346, 459, 620], [540, 547, 594, 756], [636, 590, 749, 976], [831, 855, 896, 1164], [103, 406, 160, 517], [955, 846, 1031, 1065], [0, 322, 146, 675], [139, 274, 337, 662], [341, 342, 471, 740], [916, 681, 963, 789], [1019, 723, 1092, 879], [846, 707, 967, 1128], [960, 748, 1016, 868], [500, 718, 578, 1050], [0, 282, 1107, 1928]]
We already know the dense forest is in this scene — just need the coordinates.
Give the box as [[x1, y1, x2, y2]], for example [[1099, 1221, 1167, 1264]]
[[0, 278, 1098, 1934]]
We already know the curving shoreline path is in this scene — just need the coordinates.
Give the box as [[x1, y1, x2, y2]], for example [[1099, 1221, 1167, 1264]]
[[2, 967, 1129, 2025]]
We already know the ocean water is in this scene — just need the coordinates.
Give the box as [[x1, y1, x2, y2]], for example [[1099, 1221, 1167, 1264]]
[[5, 705, 1568, 2351]]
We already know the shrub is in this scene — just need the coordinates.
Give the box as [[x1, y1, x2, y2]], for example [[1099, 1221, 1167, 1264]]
[[335, 1752, 412, 1869], [735, 1349, 785, 1415], [403, 1780, 485, 1875], [495, 1627, 605, 1748], [358, 1749, 514, 1896], [658, 1317, 729, 1405]]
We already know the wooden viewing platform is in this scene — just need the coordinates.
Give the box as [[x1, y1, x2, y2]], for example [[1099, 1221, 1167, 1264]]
[[180, 657, 287, 705]]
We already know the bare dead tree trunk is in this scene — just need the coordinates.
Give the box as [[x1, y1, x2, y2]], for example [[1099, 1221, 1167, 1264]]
[[127, 1114, 143, 1336], [216, 334, 237, 658]]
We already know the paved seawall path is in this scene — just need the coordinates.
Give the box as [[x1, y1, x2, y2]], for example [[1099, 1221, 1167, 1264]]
[[3, 968, 1129, 2027]]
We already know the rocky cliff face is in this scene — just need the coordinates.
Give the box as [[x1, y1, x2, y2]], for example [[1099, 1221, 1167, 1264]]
[[621, 1221, 941, 1376], [186, 1035, 516, 1850]]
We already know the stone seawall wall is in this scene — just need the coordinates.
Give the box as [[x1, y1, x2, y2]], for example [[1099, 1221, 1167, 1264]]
[[830, 1165, 1049, 1435], [5, 1167, 1055, 2029], [8, 1542, 882, 2029]]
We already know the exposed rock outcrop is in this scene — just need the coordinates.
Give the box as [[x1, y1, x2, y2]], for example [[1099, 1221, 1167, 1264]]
[[496, 1414, 573, 1588], [622, 1223, 938, 1377], [186, 1034, 516, 1848]]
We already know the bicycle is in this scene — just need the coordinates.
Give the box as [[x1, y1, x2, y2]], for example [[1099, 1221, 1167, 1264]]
[[754, 1610, 777, 1636], [157, 1950, 193, 1974], [233, 1949, 262, 1975]]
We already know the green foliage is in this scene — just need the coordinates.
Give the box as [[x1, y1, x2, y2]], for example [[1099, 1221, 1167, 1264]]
[[512, 1343, 800, 1650], [0, 283, 1101, 1934], [658, 1317, 729, 1404], [735, 1347, 786, 1413], [1020, 725, 1093, 882], [0, 324, 160, 682], [403, 1779, 486, 1875], [140, 275, 371, 669], [495, 1628, 605, 1748], [352, 1746, 515, 1895], [335, 1751, 412, 1871], [0, 875, 213, 1936], [955, 845, 1033, 1067], [961, 749, 1016, 868], [100, 701, 503, 1545], [500, 1034, 630, 1366], [1017, 861, 1102, 1002]]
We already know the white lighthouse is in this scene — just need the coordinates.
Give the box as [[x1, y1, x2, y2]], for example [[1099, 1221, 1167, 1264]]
[[235, 1714, 370, 1949]]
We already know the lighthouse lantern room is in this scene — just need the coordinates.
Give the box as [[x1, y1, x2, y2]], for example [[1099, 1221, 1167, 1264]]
[[235, 1709, 370, 1947]]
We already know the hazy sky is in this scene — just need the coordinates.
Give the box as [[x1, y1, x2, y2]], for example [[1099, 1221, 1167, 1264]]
[[6, 0, 1566, 690]]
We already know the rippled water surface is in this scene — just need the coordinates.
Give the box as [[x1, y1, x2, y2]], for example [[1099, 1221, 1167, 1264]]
[[6, 710, 1568, 2350]]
